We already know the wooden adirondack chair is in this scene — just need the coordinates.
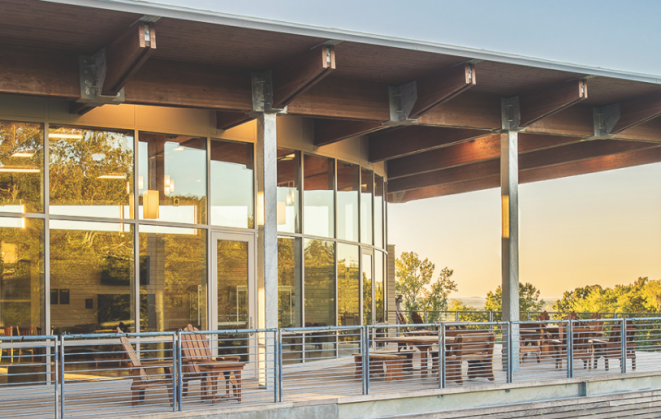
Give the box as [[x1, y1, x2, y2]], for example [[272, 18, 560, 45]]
[[592, 323, 637, 371], [117, 331, 174, 406], [519, 323, 542, 364], [180, 325, 246, 403], [446, 332, 495, 385]]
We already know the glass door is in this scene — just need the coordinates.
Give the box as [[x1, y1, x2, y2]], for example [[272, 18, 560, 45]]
[[361, 250, 374, 325], [211, 231, 256, 362]]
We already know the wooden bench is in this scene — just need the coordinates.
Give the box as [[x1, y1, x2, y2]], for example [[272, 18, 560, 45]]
[[353, 352, 409, 381]]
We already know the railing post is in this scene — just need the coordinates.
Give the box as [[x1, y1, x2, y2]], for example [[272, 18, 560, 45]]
[[440, 323, 446, 389], [176, 331, 183, 411], [506, 322, 513, 383], [455, 311, 459, 322], [278, 330, 283, 402], [172, 333, 178, 412], [567, 320, 573, 379], [526, 312, 531, 321], [424, 310, 429, 323], [273, 330, 278, 403], [621, 319, 627, 374], [364, 325, 370, 395], [59, 335, 65, 419], [53, 338, 59, 419]]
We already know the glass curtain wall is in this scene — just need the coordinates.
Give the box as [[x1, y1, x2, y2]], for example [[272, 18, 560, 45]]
[[337, 162, 359, 242], [303, 155, 334, 238], [337, 244, 359, 326], [375, 176, 384, 248], [277, 237, 301, 328], [362, 253, 373, 325], [277, 150, 300, 234], [0, 122, 43, 214], [210, 139, 254, 229], [361, 169, 373, 245], [304, 239, 335, 327], [375, 251, 384, 323]]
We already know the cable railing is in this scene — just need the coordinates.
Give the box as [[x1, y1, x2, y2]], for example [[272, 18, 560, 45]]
[[0, 317, 660, 417], [390, 310, 661, 323]]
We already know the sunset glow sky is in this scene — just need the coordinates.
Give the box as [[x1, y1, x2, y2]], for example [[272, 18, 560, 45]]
[[389, 163, 661, 298]]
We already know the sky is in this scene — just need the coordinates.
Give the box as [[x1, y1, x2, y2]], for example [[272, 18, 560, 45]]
[[141, 0, 661, 75], [137, 0, 661, 298]]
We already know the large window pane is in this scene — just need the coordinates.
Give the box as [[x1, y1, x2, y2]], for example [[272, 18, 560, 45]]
[[362, 253, 372, 325], [217, 240, 249, 329], [277, 150, 300, 234], [210, 139, 254, 228], [375, 251, 384, 323], [278, 237, 301, 328], [304, 239, 335, 327], [0, 217, 43, 333], [337, 244, 359, 326], [49, 127, 133, 219], [303, 155, 334, 238], [139, 226, 207, 332], [337, 162, 359, 242], [50, 220, 134, 334], [361, 169, 373, 244], [0, 122, 43, 214], [375, 175, 384, 248], [138, 133, 206, 224]]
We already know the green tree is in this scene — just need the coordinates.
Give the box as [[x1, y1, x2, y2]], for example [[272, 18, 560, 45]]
[[484, 282, 545, 320], [395, 251, 457, 323]]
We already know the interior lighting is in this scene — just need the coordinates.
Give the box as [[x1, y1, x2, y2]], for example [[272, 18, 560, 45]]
[[48, 133, 83, 139], [173, 146, 185, 151], [97, 174, 126, 179], [11, 151, 34, 158], [0, 167, 40, 173], [138, 176, 144, 190], [277, 201, 286, 225], [143, 190, 160, 219]]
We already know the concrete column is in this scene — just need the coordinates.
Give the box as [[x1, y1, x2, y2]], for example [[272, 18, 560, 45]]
[[256, 112, 279, 329]]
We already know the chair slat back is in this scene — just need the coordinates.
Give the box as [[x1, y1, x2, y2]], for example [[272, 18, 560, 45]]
[[118, 334, 147, 379], [192, 326, 213, 359], [454, 333, 495, 357]]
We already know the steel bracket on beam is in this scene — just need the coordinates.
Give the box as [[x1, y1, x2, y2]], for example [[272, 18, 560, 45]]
[[75, 52, 125, 106], [252, 71, 287, 114], [501, 96, 521, 131], [593, 104, 620, 138], [388, 81, 418, 124]]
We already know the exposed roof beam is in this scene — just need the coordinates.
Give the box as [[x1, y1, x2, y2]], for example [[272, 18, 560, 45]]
[[387, 133, 581, 179], [518, 79, 588, 127], [394, 145, 661, 203], [417, 91, 501, 130], [271, 45, 336, 109], [369, 126, 487, 162], [388, 139, 654, 193], [216, 110, 253, 130], [314, 119, 383, 147], [611, 92, 661, 134], [408, 63, 476, 119], [72, 21, 156, 114]]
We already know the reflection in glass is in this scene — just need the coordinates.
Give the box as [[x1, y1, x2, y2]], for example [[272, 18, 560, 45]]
[[278, 237, 301, 328], [303, 155, 334, 238], [338, 244, 359, 326], [337, 162, 359, 242], [138, 133, 206, 224], [362, 254, 373, 325], [139, 227, 207, 332], [217, 240, 249, 329], [304, 239, 335, 327], [0, 122, 43, 214], [0, 217, 43, 333], [277, 150, 300, 234], [361, 169, 373, 245], [49, 126, 133, 218], [50, 220, 133, 334], [210, 140, 254, 228], [375, 251, 384, 323], [375, 176, 384, 248]]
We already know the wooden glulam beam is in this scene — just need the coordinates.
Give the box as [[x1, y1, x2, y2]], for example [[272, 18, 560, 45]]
[[408, 63, 476, 119], [314, 119, 383, 147], [387, 133, 581, 179], [518, 79, 588, 127], [369, 126, 487, 162], [417, 91, 501, 130], [272, 45, 336, 109], [216, 110, 253, 130], [388, 139, 654, 193], [393, 145, 661, 203], [611, 91, 661, 134], [102, 21, 156, 96]]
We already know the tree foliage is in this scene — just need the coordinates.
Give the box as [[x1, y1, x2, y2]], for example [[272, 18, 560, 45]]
[[484, 282, 545, 319], [395, 251, 457, 322]]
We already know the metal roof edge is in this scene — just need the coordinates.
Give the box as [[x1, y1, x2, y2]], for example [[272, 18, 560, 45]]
[[42, 0, 661, 85]]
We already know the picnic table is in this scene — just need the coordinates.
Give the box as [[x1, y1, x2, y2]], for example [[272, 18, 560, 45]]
[[374, 335, 451, 378]]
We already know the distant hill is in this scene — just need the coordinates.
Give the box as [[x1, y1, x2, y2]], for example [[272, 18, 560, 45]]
[[454, 296, 560, 311]]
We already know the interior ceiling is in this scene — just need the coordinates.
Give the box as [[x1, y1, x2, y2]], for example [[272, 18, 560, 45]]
[[1, 0, 661, 203]]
